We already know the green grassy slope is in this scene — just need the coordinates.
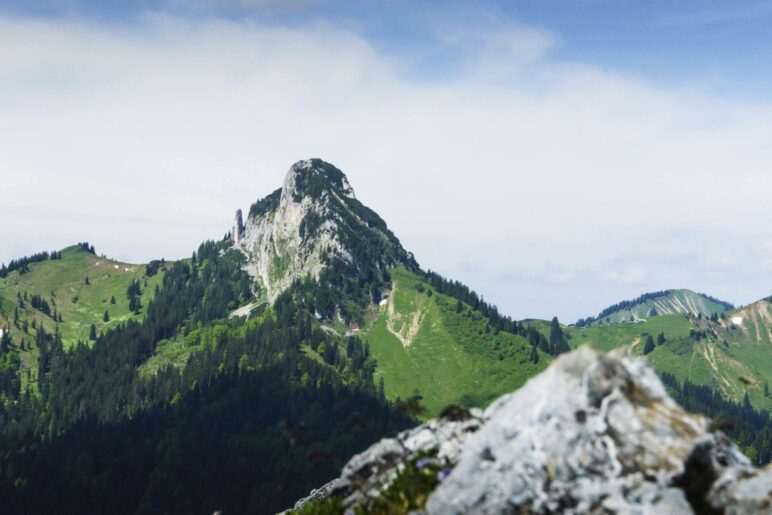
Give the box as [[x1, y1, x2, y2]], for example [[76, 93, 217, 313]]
[[564, 310, 772, 411], [363, 267, 550, 417], [0, 245, 165, 382]]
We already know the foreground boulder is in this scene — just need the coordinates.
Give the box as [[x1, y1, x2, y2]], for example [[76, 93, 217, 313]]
[[288, 347, 772, 514]]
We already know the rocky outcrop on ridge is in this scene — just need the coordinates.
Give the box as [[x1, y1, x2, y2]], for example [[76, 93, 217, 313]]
[[235, 159, 415, 304], [288, 347, 772, 514]]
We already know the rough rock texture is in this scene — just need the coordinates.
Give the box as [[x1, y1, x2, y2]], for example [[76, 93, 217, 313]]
[[238, 159, 413, 302], [287, 408, 483, 512], [232, 209, 244, 245], [289, 347, 772, 514]]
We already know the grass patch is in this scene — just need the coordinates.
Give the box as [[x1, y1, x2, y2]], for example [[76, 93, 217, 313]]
[[364, 267, 549, 417]]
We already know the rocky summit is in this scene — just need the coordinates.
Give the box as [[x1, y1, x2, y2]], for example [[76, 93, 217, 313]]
[[236, 159, 416, 304], [289, 346, 772, 514]]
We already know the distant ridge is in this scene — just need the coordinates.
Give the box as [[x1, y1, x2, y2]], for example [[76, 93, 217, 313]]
[[575, 289, 734, 327]]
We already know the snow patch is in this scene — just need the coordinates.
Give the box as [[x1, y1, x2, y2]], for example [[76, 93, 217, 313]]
[[732, 316, 743, 325]]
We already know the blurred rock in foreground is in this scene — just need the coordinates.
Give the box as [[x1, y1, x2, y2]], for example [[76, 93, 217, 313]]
[[287, 347, 772, 514]]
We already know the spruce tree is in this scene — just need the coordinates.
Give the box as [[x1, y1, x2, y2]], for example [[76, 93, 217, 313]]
[[103, 310, 110, 322], [0, 330, 10, 355], [657, 332, 666, 345], [110, 295, 116, 305], [89, 324, 97, 340], [643, 335, 655, 355], [378, 377, 385, 399], [549, 317, 561, 348], [549, 317, 570, 356]]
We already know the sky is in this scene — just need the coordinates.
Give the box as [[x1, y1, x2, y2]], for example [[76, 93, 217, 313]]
[[2, 1, 772, 322]]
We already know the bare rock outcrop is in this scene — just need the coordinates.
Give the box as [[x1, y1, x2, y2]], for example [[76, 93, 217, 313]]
[[237, 159, 414, 303], [287, 347, 772, 514]]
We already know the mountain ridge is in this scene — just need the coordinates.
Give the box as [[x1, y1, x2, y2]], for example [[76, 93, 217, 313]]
[[0, 159, 770, 514], [576, 288, 734, 327]]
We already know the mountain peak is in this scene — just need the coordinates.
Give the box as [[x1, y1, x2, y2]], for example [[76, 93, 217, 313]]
[[282, 158, 355, 203], [238, 160, 415, 316]]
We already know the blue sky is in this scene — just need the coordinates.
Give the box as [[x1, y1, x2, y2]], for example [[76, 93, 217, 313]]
[[5, 0, 772, 97], [2, 1, 772, 321]]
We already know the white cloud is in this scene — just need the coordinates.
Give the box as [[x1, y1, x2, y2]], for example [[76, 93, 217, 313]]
[[1, 12, 772, 320]]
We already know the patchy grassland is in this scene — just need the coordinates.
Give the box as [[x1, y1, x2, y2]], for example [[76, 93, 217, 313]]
[[0, 245, 166, 384], [564, 312, 772, 411]]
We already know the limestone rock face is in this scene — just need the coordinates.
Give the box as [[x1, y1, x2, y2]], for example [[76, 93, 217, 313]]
[[287, 408, 484, 512], [288, 347, 772, 514], [238, 159, 414, 303], [232, 209, 244, 245]]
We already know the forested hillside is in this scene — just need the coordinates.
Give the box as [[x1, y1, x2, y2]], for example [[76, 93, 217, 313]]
[[0, 239, 411, 513]]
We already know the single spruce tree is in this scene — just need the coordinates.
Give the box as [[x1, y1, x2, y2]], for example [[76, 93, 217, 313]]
[[0, 330, 10, 355], [103, 310, 110, 323], [89, 324, 97, 340], [549, 317, 571, 356], [643, 334, 655, 355], [530, 344, 539, 364]]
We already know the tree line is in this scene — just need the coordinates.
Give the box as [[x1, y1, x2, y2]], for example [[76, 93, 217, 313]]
[[0, 250, 62, 278], [660, 372, 771, 465]]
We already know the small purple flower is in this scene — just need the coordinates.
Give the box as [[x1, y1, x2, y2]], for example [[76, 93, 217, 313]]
[[436, 468, 452, 482], [415, 457, 432, 469]]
